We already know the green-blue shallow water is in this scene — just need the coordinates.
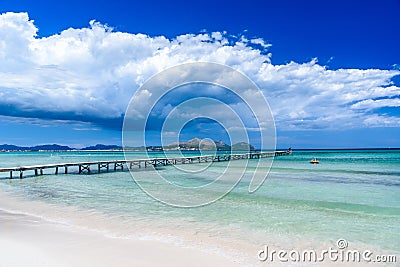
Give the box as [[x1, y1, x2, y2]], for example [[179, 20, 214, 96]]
[[0, 150, 399, 253]]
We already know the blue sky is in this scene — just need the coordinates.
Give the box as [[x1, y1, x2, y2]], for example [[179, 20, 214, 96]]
[[0, 0, 399, 148]]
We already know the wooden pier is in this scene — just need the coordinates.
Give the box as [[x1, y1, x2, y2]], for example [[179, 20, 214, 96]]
[[0, 151, 290, 179]]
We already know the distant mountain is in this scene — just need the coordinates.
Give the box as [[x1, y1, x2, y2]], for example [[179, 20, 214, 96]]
[[161, 138, 254, 151], [231, 142, 256, 151], [164, 138, 223, 151], [0, 143, 126, 151], [0, 144, 73, 151], [81, 144, 122, 150], [0, 144, 29, 151], [31, 144, 72, 151], [0, 139, 256, 152], [214, 140, 231, 151]]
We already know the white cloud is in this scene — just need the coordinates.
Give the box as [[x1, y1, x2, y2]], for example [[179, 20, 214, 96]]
[[0, 12, 399, 131], [351, 98, 400, 110], [0, 12, 37, 71], [254, 61, 400, 128], [250, 38, 272, 49]]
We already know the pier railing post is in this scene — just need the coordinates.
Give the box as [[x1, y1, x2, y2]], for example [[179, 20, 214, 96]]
[[0, 151, 290, 179]]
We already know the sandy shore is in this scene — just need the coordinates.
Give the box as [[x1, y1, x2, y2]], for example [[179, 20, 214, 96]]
[[0, 207, 244, 267], [2, 189, 391, 267], [0, 188, 248, 267]]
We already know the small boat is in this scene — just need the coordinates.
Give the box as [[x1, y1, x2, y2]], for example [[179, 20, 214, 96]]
[[310, 158, 319, 164]]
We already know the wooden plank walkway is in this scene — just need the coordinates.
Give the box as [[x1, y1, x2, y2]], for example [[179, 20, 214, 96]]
[[0, 151, 290, 179]]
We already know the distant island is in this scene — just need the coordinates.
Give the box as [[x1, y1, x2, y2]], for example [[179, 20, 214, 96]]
[[0, 138, 256, 152]]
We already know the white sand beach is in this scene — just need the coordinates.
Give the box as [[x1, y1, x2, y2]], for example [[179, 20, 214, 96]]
[[0, 191, 244, 267], [0, 210, 243, 267]]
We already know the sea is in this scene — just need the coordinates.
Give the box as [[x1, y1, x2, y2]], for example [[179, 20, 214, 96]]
[[0, 149, 399, 264]]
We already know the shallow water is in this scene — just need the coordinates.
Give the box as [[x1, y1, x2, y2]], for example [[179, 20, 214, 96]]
[[0, 150, 399, 255]]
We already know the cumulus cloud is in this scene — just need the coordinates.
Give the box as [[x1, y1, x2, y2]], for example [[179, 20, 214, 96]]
[[0, 11, 399, 132], [256, 61, 400, 128]]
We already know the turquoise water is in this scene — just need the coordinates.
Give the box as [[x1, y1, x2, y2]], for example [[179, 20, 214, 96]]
[[0, 150, 399, 253]]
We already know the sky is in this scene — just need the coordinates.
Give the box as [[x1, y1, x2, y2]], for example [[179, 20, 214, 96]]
[[0, 0, 399, 148]]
